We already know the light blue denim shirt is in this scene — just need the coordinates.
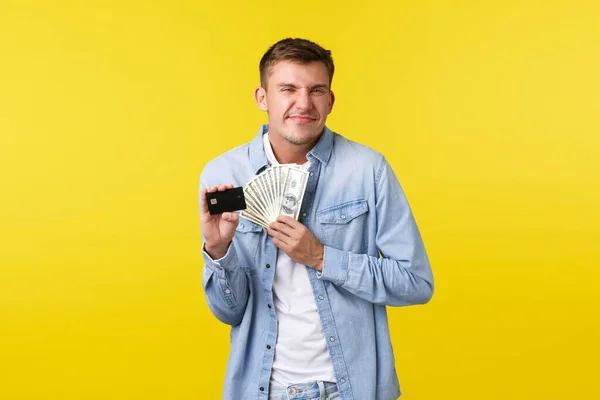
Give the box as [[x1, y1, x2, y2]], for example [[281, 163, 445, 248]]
[[199, 124, 434, 400]]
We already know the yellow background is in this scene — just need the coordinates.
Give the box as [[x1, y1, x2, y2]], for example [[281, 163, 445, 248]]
[[1, 0, 599, 398]]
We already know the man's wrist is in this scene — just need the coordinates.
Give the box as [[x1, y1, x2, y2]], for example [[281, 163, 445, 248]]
[[311, 245, 324, 271], [315, 259, 324, 271], [205, 241, 231, 260]]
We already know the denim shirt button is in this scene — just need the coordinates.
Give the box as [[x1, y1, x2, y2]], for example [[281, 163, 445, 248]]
[[329, 336, 335, 342], [318, 295, 324, 300]]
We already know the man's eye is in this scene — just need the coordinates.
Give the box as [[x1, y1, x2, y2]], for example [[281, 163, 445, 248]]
[[311, 89, 325, 95]]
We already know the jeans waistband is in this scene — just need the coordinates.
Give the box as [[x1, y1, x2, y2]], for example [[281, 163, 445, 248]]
[[268, 380, 338, 399]]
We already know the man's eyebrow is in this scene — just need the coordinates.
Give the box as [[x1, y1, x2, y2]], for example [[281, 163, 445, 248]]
[[276, 83, 329, 89]]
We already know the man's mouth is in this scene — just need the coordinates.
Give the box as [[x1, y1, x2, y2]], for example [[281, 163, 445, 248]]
[[287, 115, 316, 122]]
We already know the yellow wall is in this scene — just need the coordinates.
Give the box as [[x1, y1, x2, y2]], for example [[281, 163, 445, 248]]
[[1, 1, 598, 398]]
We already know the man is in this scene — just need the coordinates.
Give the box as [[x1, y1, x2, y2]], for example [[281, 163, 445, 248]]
[[199, 38, 434, 400]]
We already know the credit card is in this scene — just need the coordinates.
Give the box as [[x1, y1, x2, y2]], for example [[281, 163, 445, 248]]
[[205, 187, 246, 215]]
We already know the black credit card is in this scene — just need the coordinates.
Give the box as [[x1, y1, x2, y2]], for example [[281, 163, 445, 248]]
[[205, 187, 246, 215]]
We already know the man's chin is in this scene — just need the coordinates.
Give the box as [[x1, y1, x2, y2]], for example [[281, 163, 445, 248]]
[[283, 131, 322, 146]]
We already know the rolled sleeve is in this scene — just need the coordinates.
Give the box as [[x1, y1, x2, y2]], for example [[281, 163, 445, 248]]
[[317, 245, 350, 286], [202, 241, 239, 273]]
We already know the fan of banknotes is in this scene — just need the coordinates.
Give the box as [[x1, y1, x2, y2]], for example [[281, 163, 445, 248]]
[[240, 165, 309, 229]]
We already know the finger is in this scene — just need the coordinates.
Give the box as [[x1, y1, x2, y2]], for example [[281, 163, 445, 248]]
[[268, 228, 290, 246], [269, 221, 294, 238], [222, 212, 239, 223], [271, 236, 290, 251], [206, 184, 232, 193], [276, 215, 300, 228], [200, 188, 209, 213]]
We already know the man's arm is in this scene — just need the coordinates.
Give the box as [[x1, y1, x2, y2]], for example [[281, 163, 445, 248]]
[[199, 179, 250, 326], [269, 157, 433, 307], [319, 157, 433, 306]]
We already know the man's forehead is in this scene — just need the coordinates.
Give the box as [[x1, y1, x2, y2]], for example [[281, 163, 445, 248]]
[[268, 60, 330, 85]]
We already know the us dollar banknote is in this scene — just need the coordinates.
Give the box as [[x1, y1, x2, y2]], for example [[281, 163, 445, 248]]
[[278, 167, 308, 220]]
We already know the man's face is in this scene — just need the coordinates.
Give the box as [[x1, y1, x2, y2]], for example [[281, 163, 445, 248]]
[[255, 60, 335, 146]]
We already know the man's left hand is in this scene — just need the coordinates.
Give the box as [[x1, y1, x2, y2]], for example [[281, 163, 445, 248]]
[[268, 215, 324, 271]]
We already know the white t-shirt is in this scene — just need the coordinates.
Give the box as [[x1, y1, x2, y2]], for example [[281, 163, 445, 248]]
[[262, 132, 337, 386]]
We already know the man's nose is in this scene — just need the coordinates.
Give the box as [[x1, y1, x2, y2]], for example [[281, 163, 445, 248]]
[[294, 90, 312, 110]]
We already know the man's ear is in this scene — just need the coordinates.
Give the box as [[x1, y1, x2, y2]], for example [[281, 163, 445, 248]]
[[254, 86, 268, 112], [328, 89, 335, 114]]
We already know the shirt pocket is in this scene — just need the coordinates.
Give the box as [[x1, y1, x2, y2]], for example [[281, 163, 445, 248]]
[[233, 218, 263, 274], [316, 199, 369, 251]]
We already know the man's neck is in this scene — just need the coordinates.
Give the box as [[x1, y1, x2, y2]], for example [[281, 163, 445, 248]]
[[268, 132, 320, 165]]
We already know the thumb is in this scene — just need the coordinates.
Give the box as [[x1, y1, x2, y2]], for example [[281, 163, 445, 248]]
[[222, 212, 239, 223]]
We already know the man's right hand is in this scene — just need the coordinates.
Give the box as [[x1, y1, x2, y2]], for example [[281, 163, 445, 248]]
[[200, 184, 240, 260]]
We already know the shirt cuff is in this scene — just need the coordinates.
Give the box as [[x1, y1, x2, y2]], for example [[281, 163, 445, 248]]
[[317, 245, 350, 286], [202, 241, 238, 273]]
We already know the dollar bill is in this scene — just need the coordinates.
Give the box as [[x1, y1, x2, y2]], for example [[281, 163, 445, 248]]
[[240, 164, 308, 229], [278, 167, 308, 220], [244, 178, 270, 219], [240, 208, 269, 229]]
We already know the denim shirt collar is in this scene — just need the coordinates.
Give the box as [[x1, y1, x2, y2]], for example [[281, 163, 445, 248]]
[[249, 124, 334, 174]]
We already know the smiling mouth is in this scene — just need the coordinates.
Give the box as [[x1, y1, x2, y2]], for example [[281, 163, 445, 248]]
[[287, 115, 316, 122]]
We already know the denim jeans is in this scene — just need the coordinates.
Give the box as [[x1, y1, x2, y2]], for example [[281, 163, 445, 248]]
[[268, 381, 339, 400]]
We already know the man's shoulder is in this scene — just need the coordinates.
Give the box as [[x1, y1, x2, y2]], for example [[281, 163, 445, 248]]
[[330, 131, 386, 167], [203, 142, 249, 170], [199, 142, 252, 187]]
